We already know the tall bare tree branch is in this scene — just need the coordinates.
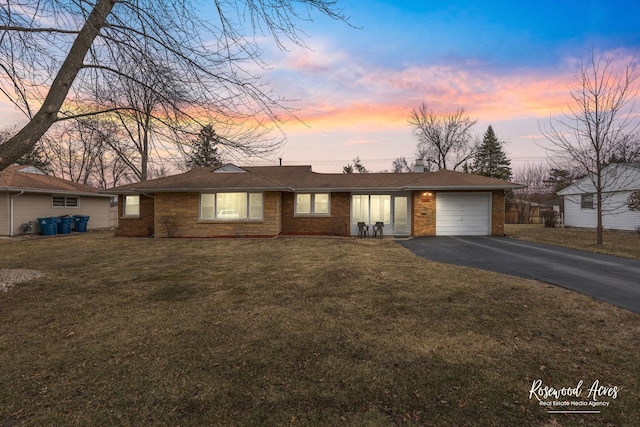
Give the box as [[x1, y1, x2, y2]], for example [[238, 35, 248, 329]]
[[541, 49, 640, 244], [0, 0, 350, 170], [409, 102, 478, 171]]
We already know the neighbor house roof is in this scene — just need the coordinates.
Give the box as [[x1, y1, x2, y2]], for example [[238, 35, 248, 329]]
[[108, 164, 523, 193], [0, 165, 111, 196], [557, 163, 640, 195]]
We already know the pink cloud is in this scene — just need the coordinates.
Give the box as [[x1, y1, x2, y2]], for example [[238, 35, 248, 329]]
[[277, 60, 579, 137]]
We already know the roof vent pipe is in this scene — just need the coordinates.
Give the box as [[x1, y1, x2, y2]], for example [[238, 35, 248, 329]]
[[279, 158, 282, 166]]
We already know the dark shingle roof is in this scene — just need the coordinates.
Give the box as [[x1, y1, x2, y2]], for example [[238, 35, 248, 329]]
[[0, 165, 108, 195], [108, 164, 522, 193]]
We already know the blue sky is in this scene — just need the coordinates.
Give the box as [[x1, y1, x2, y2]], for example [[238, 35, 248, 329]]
[[258, 0, 640, 171]]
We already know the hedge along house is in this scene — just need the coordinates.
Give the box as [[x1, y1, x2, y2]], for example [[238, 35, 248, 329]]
[[109, 164, 522, 238], [1, 165, 114, 236]]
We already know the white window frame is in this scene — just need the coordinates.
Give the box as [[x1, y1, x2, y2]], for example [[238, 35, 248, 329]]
[[123, 195, 140, 217], [199, 192, 264, 221], [294, 193, 331, 216], [52, 196, 79, 208], [581, 194, 595, 209]]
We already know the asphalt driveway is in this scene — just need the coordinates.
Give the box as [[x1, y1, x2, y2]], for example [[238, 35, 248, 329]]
[[398, 236, 640, 314]]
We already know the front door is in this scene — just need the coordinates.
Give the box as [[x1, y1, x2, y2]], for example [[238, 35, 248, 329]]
[[393, 196, 408, 234]]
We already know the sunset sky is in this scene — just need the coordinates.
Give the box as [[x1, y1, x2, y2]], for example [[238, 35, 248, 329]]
[[2, 0, 640, 174], [256, 0, 640, 172]]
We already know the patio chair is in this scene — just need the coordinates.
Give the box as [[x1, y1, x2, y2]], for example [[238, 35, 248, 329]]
[[357, 222, 369, 238], [373, 221, 384, 238]]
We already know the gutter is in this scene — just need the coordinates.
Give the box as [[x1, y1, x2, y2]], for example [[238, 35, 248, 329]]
[[9, 191, 24, 237], [404, 185, 526, 191], [110, 187, 291, 193], [107, 185, 524, 194], [5, 186, 114, 198]]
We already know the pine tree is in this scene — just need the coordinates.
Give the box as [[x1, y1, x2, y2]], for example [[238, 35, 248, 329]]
[[470, 126, 512, 180], [342, 157, 368, 174], [186, 124, 223, 169]]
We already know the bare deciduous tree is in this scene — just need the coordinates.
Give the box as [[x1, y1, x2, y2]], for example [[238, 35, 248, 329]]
[[409, 102, 478, 171], [542, 50, 640, 244], [41, 118, 131, 189], [391, 156, 413, 173], [512, 162, 551, 224], [0, 0, 349, 170]]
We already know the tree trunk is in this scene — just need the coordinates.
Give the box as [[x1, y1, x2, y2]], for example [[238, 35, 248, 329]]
[[0, 0, 117, 170]]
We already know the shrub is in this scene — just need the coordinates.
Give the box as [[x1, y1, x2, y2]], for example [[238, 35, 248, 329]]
[[541, 209, 559, 228]]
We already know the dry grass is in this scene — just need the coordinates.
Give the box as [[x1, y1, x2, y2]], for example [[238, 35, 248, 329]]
[[1, 232, 639, 426], [505, 224, 640, 260]]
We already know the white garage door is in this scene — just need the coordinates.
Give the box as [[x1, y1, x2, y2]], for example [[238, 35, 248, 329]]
[[436, 192, 491, 236]]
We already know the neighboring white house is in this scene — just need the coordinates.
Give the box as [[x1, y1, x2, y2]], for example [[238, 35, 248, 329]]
[[0, 165, 115, 236], [558, 163, 640, 231]]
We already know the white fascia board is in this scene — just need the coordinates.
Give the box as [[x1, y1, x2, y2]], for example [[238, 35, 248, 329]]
[[116, 187, 291, 193], [290, 187, 406, 193], [406, 185, 525, 191]]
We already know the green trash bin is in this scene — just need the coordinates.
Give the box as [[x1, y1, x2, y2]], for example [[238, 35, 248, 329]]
[[57, 216, 73, 234], [37, 217, 57, 236], [73, 215, 90, 232]]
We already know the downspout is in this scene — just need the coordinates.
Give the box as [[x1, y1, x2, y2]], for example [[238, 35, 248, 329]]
[[9, 191, 25, 236]]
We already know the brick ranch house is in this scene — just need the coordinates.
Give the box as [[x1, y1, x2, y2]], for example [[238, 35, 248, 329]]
[[108, 164, 522, 238]]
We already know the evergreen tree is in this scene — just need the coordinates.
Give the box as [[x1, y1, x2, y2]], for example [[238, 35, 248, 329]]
[[470, 126, 512, 180], [186, 124, 223, 169], [627, 190, 640, 212], [342, 157, 368, 174]]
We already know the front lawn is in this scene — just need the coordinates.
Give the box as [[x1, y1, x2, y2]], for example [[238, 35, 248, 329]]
[[505, 224, 640, 260], [1, 233, 639, 426]]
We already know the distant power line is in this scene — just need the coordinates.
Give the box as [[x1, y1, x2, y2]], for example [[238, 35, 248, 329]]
[[249, 155, 549, 170]]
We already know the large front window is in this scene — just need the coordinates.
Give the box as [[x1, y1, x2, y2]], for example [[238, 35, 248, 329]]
[[352, 195, 391, 224], [295, 193, 330, 215], [200, 193, 263, 220]]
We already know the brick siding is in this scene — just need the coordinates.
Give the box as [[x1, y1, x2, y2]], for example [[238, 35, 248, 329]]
[[491, 190, 505, 236], [411, 190, 506, 236], [153, 192, 281, 238], [411, 190, 437, 236], [280, 192, 350, 236], [115, 194, 155, 237], [115, 189, 506, 238]]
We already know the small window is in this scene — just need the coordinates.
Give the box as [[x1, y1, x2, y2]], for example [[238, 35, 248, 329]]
[[581, 194, 594, 209], [199, 192, 263, 220], [52, 196, 79, 208], [124, 195, 140, 216], [295, 193, 330, 215]]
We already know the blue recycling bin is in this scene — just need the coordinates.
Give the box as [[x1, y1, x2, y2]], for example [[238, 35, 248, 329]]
[[37, 217, 57, 236], [73, 215, 90, 232], [57, 216, 74, 234]]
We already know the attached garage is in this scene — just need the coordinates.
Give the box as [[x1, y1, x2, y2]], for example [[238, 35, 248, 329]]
[[436, 192, 491, 236]]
